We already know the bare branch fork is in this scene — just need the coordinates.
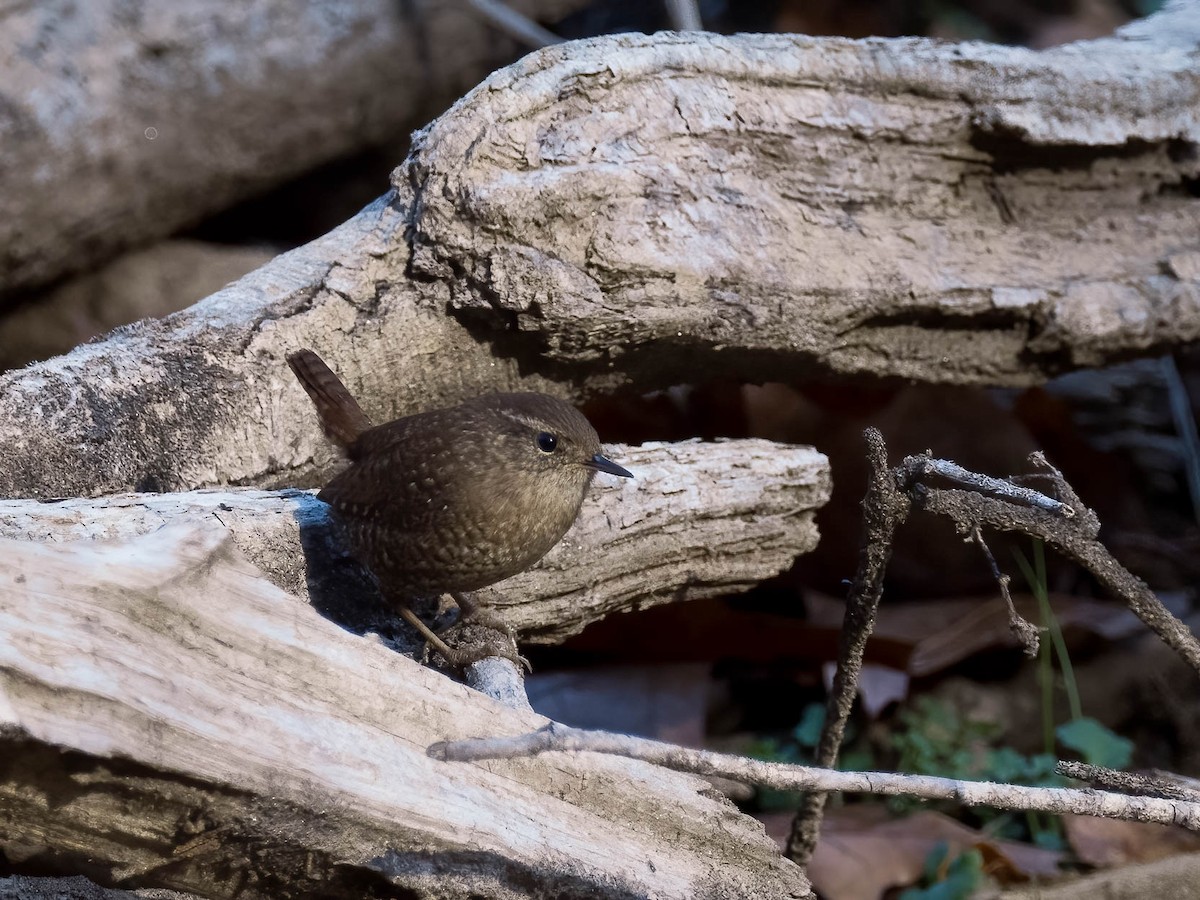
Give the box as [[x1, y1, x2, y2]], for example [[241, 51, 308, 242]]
[[788, 427, 1200, 864], [899, 446, 1200, 675], [429, 722, 1200, 831]]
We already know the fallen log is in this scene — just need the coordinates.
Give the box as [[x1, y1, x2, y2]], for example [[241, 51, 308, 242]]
[[0, 526, 812, 899], [0, 0, 589, 299], [0, 439, 828, 645]]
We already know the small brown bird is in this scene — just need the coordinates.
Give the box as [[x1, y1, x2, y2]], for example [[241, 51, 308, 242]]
[[287, 348, 632, 665]]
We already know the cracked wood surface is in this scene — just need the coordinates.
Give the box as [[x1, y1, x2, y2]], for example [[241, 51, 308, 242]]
[[0, 526, 812, 899], [405, 7, 1200, 386], [0, 7, 1194, 501], [0, 440, 828, 645]]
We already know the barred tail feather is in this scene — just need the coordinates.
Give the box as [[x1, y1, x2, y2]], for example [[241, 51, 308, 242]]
[[286, 349, 372, 450]]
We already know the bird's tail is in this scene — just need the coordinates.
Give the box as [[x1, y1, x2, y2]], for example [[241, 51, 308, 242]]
[[286, 349, 373, 451]]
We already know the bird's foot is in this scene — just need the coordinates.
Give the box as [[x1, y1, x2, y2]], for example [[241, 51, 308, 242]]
[[434, 620, 530, 672], [447, 592, 517, 639], [400, 598, 529, 672]]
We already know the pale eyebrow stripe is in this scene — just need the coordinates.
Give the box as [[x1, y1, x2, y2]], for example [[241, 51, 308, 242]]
[[498, 409, 541, 430]]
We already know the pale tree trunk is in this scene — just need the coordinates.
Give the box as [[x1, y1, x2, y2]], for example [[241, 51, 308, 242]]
[[0, 0, 588, 299]]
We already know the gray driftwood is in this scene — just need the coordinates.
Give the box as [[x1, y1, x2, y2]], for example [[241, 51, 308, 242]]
[[0, 439, 829, 644], [0, 0, 588, 299], [0, 4, 1196, 500], [0, 526, 812, 899]]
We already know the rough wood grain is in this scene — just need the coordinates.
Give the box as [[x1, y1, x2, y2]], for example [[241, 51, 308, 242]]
[[0, 0, 588, 299], [0, 7, 1194, 499], [0, 526, 812, 899], [0, 439, 829, 645], [406, 6, 1200, 387]]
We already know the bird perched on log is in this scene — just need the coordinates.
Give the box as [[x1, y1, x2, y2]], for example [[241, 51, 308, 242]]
[[287, 348, 632, 666]]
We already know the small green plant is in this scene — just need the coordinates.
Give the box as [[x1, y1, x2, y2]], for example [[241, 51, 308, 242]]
[[1014, 540, 1133, 770], [753, 536, 1134, 837], [1057, 717, 1133, 770], [891, 696, 1061, 787], [884, 538, 1136, 846]]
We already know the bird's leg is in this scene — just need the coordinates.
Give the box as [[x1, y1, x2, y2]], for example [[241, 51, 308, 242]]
[[396, 606, 470, 666], [396, 596, 528, 671]]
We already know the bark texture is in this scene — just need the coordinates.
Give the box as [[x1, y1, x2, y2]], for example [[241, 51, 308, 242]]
[[0, 526, 812, 899], [0, 7, 1195, 500], [0, 439, 829, 644], [405, 7, 1200, 387], [0, 0, 587, 299]]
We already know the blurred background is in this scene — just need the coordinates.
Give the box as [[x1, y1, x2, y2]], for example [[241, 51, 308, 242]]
[[2, 1, 1192, 897]]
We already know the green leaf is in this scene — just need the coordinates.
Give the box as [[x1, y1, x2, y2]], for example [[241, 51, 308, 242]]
[[1057, 717, 1133, 769], [792, 703, 826, 749], [899, 844, 985, 899]]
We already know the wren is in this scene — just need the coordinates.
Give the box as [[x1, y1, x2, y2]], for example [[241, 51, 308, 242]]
[[287, 348, 632, 666]]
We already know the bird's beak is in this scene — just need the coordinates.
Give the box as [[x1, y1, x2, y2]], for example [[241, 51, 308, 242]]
[[588, 453, 633, 479]]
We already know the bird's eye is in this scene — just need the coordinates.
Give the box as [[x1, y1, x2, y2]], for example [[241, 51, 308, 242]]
[[536, 432, 558, 453]]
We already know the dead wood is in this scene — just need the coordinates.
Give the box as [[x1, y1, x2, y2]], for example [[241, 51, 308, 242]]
[[0, 241, 274, 373], [0, 526, 812, 900], [0, 6, 1196, 499], [0, 0, 588, 299], [0, 439, 829, 644]]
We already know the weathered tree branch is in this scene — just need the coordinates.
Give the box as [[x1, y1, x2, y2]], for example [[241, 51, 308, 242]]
[[404, 2, 1200, 385], [0, 6, 1195, 499], [431, 722, 1200, 831], [0, 439, 829, 644], [0, 526, 812, 899], [0, 0, 589, 299], [786, 427, 908, 863]]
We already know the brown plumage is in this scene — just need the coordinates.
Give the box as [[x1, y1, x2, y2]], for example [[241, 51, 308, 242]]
[[287, 349, 632, 663]]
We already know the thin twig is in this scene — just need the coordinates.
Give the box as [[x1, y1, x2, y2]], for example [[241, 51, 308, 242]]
[[904, 456, 1073, 517], [1057, 761, 1200, 803], [1161, 355, 1200, 525], [664, 0, 703, 31], [1027, 451, 1100, 536], [970, 525, 1039, 657], [786, 427, 910, 864], [788, 431, 1200, 866], [466, 0, 562, 47], [429, 722, 1200, 830], [918, 486, 1200, 677]]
